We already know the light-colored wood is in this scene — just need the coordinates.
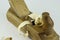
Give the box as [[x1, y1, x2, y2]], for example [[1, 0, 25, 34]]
[[9, 0, 30, 18], [6, 9, 59, 40], [7, 8, 23, 27], [6, 8, 41, 40], [5, 37, 12, 40], [6, 0, 59, 40]]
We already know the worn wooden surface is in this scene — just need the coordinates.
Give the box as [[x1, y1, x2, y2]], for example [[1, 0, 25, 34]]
[[6, 9, 59, 40], [6, 0, 59, 40], [7, 8, 23, 27], [6, 7, 42, 40], [9, 0, 30, 18]]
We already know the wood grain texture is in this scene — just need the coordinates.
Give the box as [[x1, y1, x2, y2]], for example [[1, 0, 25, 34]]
[[6, 0, 59, 40], [9, 0, 30, 18], [6, 8, 42, 40], [7, 8, 59, 40], [6, 8, 23, 27]]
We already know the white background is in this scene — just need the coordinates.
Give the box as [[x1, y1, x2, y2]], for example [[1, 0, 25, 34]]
[[0, 0, 60, 40]]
